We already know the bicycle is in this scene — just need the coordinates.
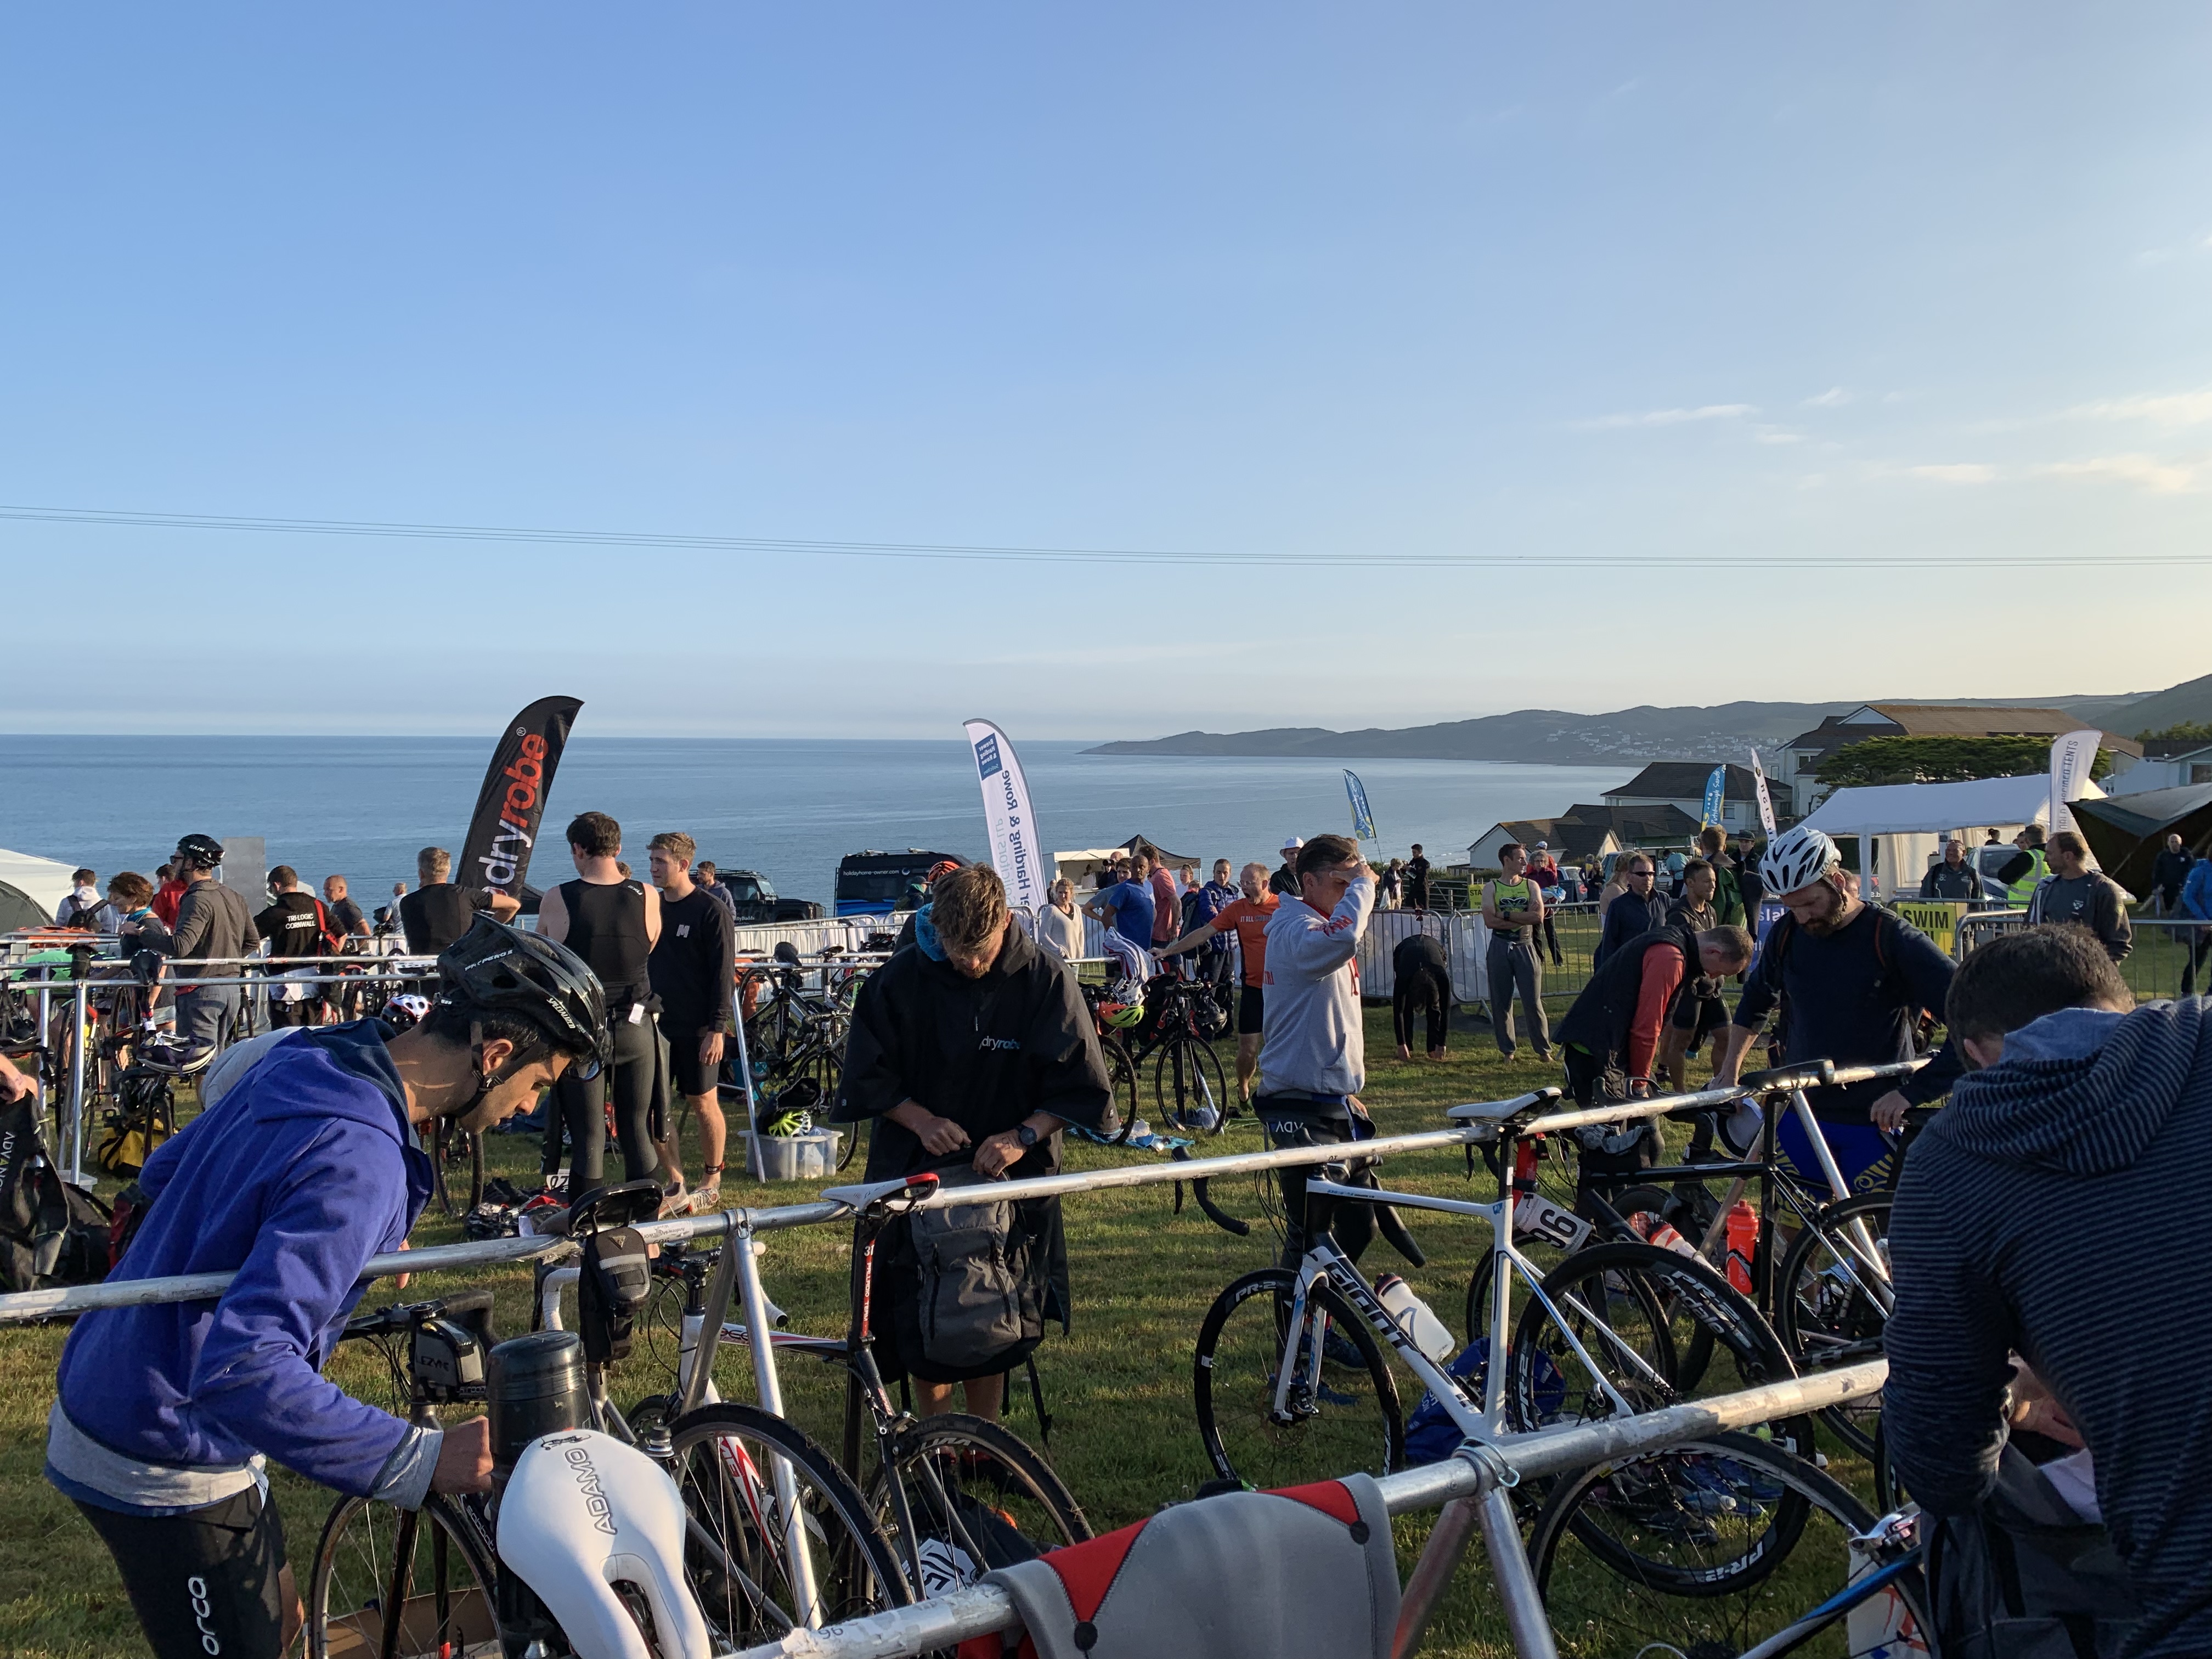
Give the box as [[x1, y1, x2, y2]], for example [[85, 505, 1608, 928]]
[[1085, 974, 1230, 1137], [307, 1182, 908, 1658], [428, 1115, 487, 1217], [1501, 1059, 1923, 1458], [1529, 1438, 1929, 1658], [1188, 1087, 1807, 1571], [540, 1171, 1090, 1609], [738, 943, 859, 1167]]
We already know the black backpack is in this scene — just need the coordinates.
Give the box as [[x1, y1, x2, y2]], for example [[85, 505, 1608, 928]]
[[0, 1096, 113, 1295], [1928, 1447, 2138, 1659]]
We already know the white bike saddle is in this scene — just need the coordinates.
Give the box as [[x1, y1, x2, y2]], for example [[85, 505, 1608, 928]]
[[497, 1428, 712, 1659]]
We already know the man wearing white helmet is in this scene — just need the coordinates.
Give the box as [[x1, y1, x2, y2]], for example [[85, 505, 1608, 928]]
[[1711, 823, 1963, 1195]]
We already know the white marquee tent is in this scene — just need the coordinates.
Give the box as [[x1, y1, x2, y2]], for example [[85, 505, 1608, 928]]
[[0, 845, 81, 932], [1797, 772, 2106, 900]]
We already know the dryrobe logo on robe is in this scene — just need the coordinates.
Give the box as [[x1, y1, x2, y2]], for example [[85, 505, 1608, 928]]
[[460, 696, 583, 899], [963, 718, 1046, 915]]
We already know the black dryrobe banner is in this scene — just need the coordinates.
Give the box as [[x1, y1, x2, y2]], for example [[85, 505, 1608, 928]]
[[459, 696, 583, 901]]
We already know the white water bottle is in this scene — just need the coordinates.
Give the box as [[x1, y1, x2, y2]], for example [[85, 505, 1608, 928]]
[[1374, 1274, 1457, 1364]]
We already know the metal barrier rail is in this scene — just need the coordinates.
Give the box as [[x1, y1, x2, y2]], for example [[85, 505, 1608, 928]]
[[731, 1360, 1893, 1659], [1961, 910, 2212, 1001], [0, 1064, 1908, 1322], [0, 1195, 848, 1323]]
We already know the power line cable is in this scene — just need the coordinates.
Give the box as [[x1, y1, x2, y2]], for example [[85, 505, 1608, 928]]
[[0, 502, 2199, 568]]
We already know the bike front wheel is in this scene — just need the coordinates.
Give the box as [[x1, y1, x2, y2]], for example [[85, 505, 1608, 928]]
[[868, 1413, 1092, 1599], [1194, 1267, 1403, 1491], [662, 1400, 909, 1643], [1152, 1036, 1228, 1135], [306, 1491, 500, 1659], [1530, 1431, 1928, 1658]]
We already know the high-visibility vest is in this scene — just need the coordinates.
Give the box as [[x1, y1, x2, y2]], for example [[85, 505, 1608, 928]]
[[2005, 849, 2047, 908]]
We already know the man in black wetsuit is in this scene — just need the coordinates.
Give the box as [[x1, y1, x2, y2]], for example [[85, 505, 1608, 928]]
[[397, 848, 518, 956], [647, 831, 736, 1210], [1392, 930, 1453, 1060], [539, 811, 668, 1207]]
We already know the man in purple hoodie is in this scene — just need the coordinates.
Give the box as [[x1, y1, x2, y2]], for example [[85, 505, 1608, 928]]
[[46, 919, 608, 1659]]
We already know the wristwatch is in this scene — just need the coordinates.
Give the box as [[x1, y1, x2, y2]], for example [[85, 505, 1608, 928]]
[[1014, 1122, 1040, 1149]]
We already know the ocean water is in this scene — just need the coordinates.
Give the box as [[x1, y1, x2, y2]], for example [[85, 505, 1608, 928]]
[[0, 735, 1635, 906]]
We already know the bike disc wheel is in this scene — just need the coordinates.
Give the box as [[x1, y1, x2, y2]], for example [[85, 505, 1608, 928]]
[[1531, 1431, 1928, 1656], [306, 1492, 500, 1658], [1775, 1191, 1894, 1459], [867, 1413, 1092, 1600], [1194, 1267, 1403, 1490], [1152, 1037, 1227, 1135], [663, 1401, 909, 1643]]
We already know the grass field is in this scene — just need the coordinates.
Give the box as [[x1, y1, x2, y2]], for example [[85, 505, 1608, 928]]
[[2, 963, 1881, 1658]]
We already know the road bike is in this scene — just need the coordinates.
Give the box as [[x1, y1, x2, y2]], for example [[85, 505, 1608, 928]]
[[307, 1182, 909, 1657], [737, 943, 860, 1167], [1081, 974, 1229, 1137], [1188, 1088, 1809, 1590], [631, 1173, 1093, 1602], [1494, 1059, 1924, 1458], [535, 1172, 1089, 1611], [1529, 1440, 1928, 1658]]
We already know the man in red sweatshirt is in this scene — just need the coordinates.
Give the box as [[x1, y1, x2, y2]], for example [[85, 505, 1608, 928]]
[[1551, 919, 1753, 1203]]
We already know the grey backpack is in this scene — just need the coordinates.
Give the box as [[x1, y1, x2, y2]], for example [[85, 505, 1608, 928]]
[[908, 1172, 1040, 1373]]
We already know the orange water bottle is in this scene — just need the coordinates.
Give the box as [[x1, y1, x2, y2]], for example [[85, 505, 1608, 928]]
[[1725, 1200, 1758, 1295]]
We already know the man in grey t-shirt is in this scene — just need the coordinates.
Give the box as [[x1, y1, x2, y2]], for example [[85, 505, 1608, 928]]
[[2027, 830, 2133, 962]]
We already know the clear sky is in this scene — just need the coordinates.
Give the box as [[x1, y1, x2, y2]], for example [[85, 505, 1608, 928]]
[[3, 6, 2207, 739]]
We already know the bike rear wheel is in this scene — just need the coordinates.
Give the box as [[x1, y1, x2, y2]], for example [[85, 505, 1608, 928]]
[[1194, 1267, 1403, 1490], [306, 1491, 500, 1659], [1775, 1191, 1894, 1459], [1530, 1431, 1928, 1658], [663, 1400, 907, 1641], [868, 1413, 1092, 1599]]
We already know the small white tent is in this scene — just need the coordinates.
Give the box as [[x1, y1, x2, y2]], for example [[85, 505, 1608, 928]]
[[0, 845, 82, 931], [1797, 773, 2106, 899]]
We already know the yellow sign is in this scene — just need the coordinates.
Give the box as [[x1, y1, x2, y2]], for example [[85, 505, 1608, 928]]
[[1893, 899, 1968, 957]]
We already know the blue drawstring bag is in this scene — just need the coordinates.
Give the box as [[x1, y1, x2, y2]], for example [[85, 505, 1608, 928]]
[[1403, 1339, 1568, 1464]]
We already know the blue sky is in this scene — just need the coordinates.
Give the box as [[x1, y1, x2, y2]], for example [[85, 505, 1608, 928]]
[[3, 5, 2208, 738]]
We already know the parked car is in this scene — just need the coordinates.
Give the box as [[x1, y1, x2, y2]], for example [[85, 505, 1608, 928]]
[[719, 868, 822, 923], [834, 849, 966, 917]]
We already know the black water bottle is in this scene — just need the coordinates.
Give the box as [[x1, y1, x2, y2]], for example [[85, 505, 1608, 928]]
[[486, 1330, 588, 1469]]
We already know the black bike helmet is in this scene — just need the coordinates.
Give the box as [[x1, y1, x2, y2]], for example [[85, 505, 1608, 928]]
[[435, 915, 612, 1077], [173, 833, 227, 871]]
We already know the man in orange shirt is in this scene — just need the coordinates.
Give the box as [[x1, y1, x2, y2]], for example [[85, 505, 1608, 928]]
[[1158, 860, 1278, 1105]]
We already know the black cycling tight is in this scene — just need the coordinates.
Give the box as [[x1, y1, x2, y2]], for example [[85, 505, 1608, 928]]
[[78, 1486, 296, 1659], [549, 1013, 662, 1194]]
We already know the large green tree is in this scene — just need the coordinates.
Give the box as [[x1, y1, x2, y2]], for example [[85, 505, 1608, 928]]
[[2138, 721, 2212, 745], [1814, 735, 2114, 789]]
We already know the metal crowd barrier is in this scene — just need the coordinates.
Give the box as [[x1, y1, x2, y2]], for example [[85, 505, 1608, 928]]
[[0, 1069, 1853, 1322], [0, 1072, 1898, 1658], [732, 1360, 1892, 1659]]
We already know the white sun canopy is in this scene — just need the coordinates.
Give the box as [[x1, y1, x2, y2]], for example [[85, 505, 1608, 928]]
[[1798, 772, 2107, 900]]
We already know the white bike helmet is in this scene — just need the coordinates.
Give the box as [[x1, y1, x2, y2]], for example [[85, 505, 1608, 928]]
[[1759, 825, 1842, 898]]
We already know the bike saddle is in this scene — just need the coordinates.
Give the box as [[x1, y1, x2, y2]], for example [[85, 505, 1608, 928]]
[[565, 1178, 664, 1236], [497, 1428, 712, 1659], [820, 1171, 942, 1213], [1446, 1087, 1561, 1124], [131, 1034, 218, 1078], [772, 940, 804, 966]]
